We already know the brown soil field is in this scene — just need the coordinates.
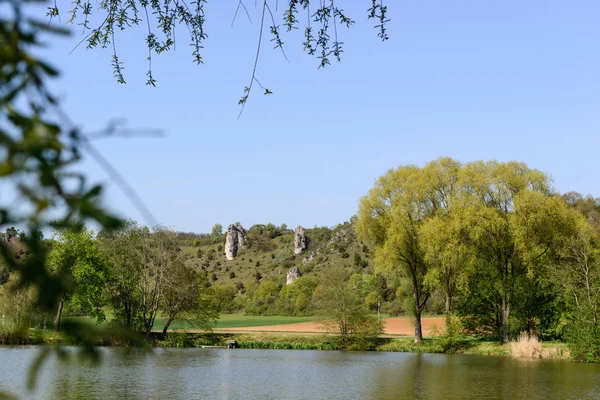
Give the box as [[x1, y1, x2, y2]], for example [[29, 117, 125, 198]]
[[213, 317, 446, 337]]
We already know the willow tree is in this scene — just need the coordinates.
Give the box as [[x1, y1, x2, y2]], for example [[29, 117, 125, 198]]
[[418, 158, 466, 325], [420, 209, 473, 325], [457, 161, 578, 343], [49, 0, 389, 111], [357, 163, 441, 342]]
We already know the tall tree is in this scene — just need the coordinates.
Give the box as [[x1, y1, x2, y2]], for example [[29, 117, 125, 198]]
[[552, 215, 600, 360], [357, 163, 439, 342], [314, 266, 379, 345], [160, 260, 217, 335], [137, 227, 178, 335], [98, 221, 145, 330], [457, 161, 577, 342], [47, 227, 109, 331]]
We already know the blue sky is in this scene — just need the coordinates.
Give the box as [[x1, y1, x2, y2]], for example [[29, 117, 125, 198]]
[[30, 1, 600, 233]]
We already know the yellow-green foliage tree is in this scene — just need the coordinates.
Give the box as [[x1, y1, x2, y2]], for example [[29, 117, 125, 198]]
[[420, 208, 473, 325], [456, 161, 579, 342], [358, 158, 581, 343], [357, 158, 459, 342]]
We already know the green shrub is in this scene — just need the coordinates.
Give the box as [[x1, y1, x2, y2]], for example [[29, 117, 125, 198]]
[[566, 314, 600, 362], [163, 332, 193, 348]]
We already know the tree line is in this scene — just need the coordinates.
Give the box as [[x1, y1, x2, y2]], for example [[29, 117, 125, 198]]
[[1, 157, 600, 359], [1, 222, 217, 336], [356, 157, 600, 360]]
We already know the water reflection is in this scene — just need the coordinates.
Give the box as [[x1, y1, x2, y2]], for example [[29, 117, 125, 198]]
[[1, 347, 599, 399]]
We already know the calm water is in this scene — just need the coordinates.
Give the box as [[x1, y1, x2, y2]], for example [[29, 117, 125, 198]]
[[0, 346, 599, 399]]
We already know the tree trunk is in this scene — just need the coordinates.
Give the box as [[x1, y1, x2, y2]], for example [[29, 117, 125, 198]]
[[125, 307, 132, 329], [414, 309, 423, 343], [445, 292, 452, 324], [162, 318, 174, 336], [54, 300, 64, 332], [501, 295, 510, 343], [145, 310, 157, 336]]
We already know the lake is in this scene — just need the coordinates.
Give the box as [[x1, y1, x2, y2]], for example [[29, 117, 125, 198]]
[[1, 346, 599, 399]]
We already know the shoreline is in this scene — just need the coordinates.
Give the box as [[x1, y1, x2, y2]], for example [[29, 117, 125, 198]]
[[0, 330, 572, 361]]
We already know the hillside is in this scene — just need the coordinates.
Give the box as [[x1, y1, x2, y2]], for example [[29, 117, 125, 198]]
[[176, 222, 374, 288]]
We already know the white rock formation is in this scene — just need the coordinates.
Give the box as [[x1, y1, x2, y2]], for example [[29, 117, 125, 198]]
[[286, 266, 302, 285], [224, 224, 248, 260], [224, 224, 238, 260], [293, 226, 307, 255]]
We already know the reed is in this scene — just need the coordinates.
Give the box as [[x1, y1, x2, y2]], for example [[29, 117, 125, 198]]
[[510, 331, 542, 359]]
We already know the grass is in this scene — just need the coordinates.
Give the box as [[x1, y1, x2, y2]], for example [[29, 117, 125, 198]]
[[213, 315, 314, 329], [141, 314, 315, 330], [61, 314, 314, 331]]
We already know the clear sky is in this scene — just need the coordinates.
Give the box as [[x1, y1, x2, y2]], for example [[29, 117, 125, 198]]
[[30, 0, 600, 233]]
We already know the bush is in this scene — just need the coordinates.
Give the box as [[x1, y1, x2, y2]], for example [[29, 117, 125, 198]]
[[229, 272, 236, 279], [162, 332, 193, 348], [382, 300, 405, 316], [566, 314, 600, 362], [0, 328, 33, 345], [210, 284, 238, 313], [429, 317, 470, 354], [347, 316, 382, 351]]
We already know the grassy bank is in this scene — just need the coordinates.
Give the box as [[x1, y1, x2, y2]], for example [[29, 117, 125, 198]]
[[1, 329, 571, 361], [147, 333, 572, 360], [376, 337, 570, 359]]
